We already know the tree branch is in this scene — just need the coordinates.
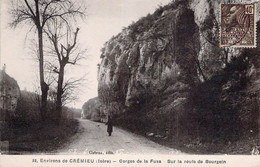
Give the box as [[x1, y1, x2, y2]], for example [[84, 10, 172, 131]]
[[64, 28, 78, 57], [53, 67, 60, 74], [24, 0, 36, 18], [46, 30, 62, 62], [42, 10, 83, 27]]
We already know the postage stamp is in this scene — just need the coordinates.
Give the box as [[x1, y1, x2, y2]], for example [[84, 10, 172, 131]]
[[220, 4, 256, 48]]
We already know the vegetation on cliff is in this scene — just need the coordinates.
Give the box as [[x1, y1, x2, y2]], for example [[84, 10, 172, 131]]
[[97, 0, 260, 154], [6, 90, 80, 153]]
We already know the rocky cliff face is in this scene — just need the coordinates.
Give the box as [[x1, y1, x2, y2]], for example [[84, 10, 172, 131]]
[[0, 70, 20, 141], [97, 0, 260, 142], [0, 70, 20, 121], [81, 97, 105, 122], [98, 1, 196, 113]]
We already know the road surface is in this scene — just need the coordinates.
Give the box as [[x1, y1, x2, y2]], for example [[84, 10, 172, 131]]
[[55, 119, 184, 155]]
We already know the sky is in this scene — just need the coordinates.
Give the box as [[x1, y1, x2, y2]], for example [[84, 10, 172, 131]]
[[0, 0, 172, 108]]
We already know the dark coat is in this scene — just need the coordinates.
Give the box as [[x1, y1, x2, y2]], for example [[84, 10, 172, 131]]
[[106, 119, 113, 133]]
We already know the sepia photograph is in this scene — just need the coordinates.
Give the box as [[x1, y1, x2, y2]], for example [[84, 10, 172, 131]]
[[0, 0, 260, 166]]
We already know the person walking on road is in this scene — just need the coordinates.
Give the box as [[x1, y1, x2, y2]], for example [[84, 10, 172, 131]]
[[106, 116, 113, 136]]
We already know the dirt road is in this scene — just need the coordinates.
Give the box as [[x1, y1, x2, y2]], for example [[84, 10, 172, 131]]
[[55, 119, 184, 155]]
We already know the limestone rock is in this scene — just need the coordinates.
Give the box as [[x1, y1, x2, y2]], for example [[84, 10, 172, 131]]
[[0, 70, 20, 120], [97, 0, 260, 116], [95, 0, 260, 141], [81, 97, 104, 122]]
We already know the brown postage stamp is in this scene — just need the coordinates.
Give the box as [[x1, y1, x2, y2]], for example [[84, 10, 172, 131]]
[[220, 4, 256, 48]]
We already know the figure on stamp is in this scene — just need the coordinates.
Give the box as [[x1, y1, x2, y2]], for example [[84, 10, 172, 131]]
[[222, 5, 251, 32]]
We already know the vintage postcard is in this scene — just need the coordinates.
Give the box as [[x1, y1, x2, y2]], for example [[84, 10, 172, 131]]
[[0, 0, 260, 167]]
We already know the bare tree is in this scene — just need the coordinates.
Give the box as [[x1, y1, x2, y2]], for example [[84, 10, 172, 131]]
[[45, 26, 86, 122], [61, 77, 85, 106], [9, 0, 86, 121]]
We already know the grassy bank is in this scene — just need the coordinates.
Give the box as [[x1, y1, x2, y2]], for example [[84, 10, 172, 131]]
[[6, 119, 78, 154], [114, 111, 259, 154]]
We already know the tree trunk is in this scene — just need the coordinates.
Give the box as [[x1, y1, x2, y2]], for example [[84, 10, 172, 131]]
[[56, 63, 65, 123], [37, 27, 49, 121], [196, 60, 207, 82]]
